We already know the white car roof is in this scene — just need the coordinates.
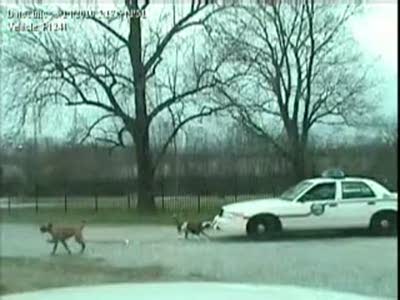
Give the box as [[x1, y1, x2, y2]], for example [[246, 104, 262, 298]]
[[307, 177, 372, 184]]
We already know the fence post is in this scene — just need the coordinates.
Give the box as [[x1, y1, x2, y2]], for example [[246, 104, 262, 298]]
[[94, 193, 98, 212], [8, 197, 11, 214], [161, 181, 165, 211], [234, 174, 238, 202], [197, 194, 201, 213], [64, 192, 67, 213], [127, 193, 131, 209], [35, 183, 39, 213]]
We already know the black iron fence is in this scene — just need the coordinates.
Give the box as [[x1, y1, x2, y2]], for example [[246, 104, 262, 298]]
[[0, 191, 274, 213], [2, 174, 294, 196], [0, 175, 291, 213], [1, 171, 396, 213]]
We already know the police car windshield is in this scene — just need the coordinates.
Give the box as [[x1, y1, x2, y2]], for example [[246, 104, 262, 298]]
[[280, 180, 314, 201]]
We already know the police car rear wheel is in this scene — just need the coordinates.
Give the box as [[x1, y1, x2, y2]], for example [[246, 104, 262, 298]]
[[370, 212, 397, 236]]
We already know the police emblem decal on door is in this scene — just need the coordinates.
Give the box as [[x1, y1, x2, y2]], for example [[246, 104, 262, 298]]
[[310, 203, 325, 216]]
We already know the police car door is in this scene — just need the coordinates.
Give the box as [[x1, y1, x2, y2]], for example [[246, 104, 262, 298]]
[[291, 182, 339, 230], [333, 181, 377, 228]]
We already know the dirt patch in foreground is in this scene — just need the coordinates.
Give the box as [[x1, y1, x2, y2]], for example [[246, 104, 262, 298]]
[[0, 256, 165, 295]]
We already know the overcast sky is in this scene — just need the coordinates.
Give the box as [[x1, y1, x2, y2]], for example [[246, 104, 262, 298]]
[[350, 2, 397, 116], [1, 2, 398, 143]]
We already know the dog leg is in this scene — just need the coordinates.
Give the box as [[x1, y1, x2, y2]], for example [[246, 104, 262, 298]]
[[51, 241, 58, 255], [77, 241, 85, 254], [61, 240, 72, 255], [201, 231, 210, 240], [75, 233, 86, 254]]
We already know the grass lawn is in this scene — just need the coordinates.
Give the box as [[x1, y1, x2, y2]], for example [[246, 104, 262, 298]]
[[0, 208, 218, 225], [0, 256, 164, 295]]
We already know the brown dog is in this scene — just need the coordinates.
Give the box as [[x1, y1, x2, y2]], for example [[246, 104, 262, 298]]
[[40, 220, 86, 255]]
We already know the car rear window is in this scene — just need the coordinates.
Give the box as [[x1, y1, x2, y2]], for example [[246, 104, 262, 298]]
[[341, 182, 376, 199]]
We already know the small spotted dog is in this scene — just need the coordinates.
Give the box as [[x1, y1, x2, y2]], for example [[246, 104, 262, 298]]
[[172, 214, 213, 239]]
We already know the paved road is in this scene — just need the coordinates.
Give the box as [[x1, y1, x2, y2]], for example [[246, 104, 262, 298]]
[[0, 223, 397, 299]]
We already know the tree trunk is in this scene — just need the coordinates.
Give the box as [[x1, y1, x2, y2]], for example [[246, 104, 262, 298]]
[[292, 149, 306, 182], [285, 123, 305, 182], [127, 3, 156, 212], [131, 90, 156, 212], [135, 132, 156, 212], [289, 137, 307, 182], [0, 165, 3, 196]]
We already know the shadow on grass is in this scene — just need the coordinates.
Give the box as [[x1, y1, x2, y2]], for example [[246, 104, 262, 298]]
[[213, 229, 396, 243], [0, 256, 164, 296]]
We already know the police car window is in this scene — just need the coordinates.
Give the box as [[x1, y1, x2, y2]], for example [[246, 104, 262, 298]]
[[342, 182, 376, 199], [280, 180, 314, 201], [300, 183, 336, 202]]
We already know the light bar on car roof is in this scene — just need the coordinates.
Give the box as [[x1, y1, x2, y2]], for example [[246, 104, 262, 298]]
[[321, 168, 346, 179]]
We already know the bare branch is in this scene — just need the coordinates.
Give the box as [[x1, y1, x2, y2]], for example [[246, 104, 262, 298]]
[[152, 104, 231, 173], [79, 114, 115, 144], [87, 16, 129, 46], [144, 3, 222, 74]]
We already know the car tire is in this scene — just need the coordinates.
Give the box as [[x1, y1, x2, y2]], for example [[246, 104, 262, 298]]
[[370, 211, 397, 236], [246, 215, 281, 240]]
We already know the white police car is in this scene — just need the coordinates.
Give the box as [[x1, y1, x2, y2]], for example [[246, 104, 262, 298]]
[[213, 169, 398, 239]]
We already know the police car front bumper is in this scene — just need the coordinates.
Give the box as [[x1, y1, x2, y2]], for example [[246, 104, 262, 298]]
[[212, 210, 248, 234]]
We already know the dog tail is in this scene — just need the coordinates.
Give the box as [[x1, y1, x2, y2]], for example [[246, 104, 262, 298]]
[[80, 220, 87, 230]]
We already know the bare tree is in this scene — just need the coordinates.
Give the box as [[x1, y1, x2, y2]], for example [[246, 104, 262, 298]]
[[368, 116, 398, 153], [3, 1, 234, 211], [210, 1, 377, 180], [380, 120, 397, 153]]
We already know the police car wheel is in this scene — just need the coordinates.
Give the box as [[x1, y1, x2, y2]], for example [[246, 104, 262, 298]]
[[246, 216, 281, 240], [370, 212, 397, 236]]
